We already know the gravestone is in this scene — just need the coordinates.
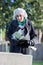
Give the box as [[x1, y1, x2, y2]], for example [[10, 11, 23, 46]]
[[0, 52, 32, 65]]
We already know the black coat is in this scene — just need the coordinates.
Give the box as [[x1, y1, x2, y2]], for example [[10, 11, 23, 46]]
[[6, 19, 37, 53], [6, 19, 36, 41]]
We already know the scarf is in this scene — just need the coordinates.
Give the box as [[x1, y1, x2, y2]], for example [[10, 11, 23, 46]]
[[17, 19, 26, 26]]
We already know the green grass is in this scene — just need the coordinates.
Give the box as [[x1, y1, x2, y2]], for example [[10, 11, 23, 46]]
[[33, 61, 43, 65]]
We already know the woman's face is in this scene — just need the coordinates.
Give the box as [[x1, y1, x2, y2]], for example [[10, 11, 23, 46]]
[[16, 13, 24, 22]]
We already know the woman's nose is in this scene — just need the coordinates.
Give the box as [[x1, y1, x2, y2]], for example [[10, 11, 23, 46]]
[[18, 16, 22, 20]]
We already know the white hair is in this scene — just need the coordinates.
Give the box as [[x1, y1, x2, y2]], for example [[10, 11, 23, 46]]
[[13, 8, 28, 20]]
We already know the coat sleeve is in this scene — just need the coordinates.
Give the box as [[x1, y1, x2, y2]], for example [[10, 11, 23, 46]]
[[6, 20, 16, 41], [29, 22, 37, 40], [28, 20, 39, 44]]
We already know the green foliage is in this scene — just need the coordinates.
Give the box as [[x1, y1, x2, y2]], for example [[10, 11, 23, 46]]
[[0, 0, 43, 29], [25, 0, 43, 29], [0, 0, 14, 29]]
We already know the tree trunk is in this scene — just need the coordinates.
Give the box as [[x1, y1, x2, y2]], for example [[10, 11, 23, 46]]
[[0, 29, 2, 41], [38, 29, 42, 43]]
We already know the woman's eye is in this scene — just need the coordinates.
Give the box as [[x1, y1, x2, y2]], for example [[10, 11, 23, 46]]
[[19, 15, 22, 17], [16, 15, 22, 17]]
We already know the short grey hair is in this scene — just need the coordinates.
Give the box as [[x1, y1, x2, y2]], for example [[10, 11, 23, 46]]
[[13, 8, 28, 20]]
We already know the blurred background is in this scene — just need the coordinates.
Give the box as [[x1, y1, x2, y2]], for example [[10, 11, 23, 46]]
[[0, 0, 43, 65]]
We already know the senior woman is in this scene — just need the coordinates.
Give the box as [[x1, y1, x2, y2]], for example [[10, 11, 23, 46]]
[[6, 8, 37, 54]]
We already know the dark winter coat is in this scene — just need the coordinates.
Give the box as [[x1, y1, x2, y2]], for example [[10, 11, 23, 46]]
[[6, 19, 37, 53]]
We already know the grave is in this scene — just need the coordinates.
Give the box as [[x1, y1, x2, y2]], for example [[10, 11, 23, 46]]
[[0, 52, 32, 65]]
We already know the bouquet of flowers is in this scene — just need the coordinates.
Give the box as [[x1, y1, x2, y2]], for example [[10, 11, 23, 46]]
[[12, 29, 24, 40]]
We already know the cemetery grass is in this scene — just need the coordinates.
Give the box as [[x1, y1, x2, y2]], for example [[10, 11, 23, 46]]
[[33, 61, 43, 65]]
